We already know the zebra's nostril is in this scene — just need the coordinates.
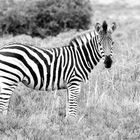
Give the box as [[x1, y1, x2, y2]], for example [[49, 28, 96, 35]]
[[104, 55, 113, 68]]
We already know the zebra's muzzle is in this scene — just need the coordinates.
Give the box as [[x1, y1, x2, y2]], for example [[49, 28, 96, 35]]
[[104, 55, 113, 68]]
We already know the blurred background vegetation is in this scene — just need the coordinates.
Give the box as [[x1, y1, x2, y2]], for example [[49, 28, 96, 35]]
[[0, 0, 92, 38]]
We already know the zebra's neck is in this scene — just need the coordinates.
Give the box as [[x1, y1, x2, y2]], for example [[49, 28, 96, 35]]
[[70, 31, 102, 72]]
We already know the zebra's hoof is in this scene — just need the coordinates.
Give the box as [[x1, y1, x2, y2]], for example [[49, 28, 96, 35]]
[[64, 115, 78, 125]]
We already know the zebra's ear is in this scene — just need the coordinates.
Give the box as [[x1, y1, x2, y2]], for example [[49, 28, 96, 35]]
[[95, 23, 101, 33], [111, 22, 117, 32]]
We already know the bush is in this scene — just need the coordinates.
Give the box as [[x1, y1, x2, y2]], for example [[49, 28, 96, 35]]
[[0, 0, 92, 38]]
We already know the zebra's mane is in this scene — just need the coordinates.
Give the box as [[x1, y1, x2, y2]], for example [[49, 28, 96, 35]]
[[69, 30, 95, 46]]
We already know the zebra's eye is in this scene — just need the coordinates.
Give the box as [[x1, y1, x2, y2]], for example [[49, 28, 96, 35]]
[[112, 41, 114, 45], [98, 42, 101, 46]]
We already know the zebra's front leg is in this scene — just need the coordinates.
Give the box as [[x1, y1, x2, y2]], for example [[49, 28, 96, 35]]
[[66, 82, 80, 123]]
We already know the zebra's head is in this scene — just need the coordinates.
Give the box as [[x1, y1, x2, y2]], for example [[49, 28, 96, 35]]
[[95, 21, 116, 68]]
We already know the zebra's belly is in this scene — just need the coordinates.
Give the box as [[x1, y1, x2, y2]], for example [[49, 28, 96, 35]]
[[22, 76, 67, 91], [25, 83, 67, 91]]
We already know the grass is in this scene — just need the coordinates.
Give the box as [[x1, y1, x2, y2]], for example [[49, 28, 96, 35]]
[[1, 2, 140, 140]]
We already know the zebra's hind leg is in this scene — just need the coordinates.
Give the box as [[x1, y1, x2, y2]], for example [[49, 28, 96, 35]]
[[0, 82, 16, 115], [66, 82, 80, 123]]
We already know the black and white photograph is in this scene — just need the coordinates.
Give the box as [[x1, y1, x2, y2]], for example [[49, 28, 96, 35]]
[[0, 0, 140, 139]]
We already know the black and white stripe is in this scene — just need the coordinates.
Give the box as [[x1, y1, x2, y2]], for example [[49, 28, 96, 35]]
[[0, 21, 116, 119]]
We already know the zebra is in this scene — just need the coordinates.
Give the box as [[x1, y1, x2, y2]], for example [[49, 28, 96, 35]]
[[0, 21, 116, 121]]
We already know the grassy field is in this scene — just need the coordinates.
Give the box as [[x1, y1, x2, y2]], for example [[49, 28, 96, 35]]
[[1, 1, 140, 140]]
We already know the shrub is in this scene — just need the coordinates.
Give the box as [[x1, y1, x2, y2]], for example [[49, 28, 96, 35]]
[[0, 0, 92, 38]]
